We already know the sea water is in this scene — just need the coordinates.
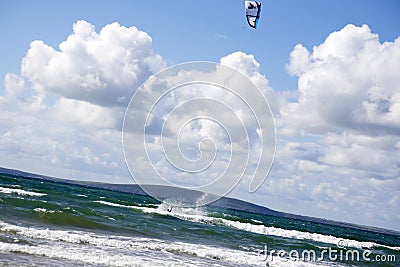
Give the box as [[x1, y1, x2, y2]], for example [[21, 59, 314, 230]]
[[0, 174, 399, 266]]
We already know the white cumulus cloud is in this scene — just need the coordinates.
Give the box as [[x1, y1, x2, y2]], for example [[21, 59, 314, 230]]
[[283, 24, 400, 134], [21, 20, 165, 107]]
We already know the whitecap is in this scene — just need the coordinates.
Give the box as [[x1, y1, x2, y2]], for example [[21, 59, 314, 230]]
[[92, 200, 400, 251], [0, 186, 46, 197], [0, 221, 265, 266]]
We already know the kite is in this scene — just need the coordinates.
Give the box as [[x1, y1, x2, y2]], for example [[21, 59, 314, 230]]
[[245, 1, 261, 29]]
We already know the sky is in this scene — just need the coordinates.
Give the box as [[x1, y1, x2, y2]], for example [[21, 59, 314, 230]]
[[0, 0, 399, 231]]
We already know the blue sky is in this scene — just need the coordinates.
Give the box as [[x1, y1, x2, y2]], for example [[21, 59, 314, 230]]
[[1, 0, 399, 92], [0, 0, 399, 231]]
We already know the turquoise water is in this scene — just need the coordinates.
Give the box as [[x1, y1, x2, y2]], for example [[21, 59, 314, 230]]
[[0, 174, 399, 266]]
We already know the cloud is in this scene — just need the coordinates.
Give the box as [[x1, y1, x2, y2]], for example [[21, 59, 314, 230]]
[[286, 44, 310, 76], [21, 20, 165, 107], [220, 51, 285, 117], [2, 72, 44, 112], [220, 51, 269, 92], [283, 24, 400, 135], [278, 24, 400, 180], [215, 33, 228, 40], [52, 98, 121, 129]]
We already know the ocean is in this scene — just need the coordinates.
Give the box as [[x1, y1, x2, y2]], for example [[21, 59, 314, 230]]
[[0, 173, 398, 266]]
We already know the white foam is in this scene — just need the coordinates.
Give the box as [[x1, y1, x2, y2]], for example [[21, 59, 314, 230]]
[[93, 200, 400, 251], [33, 208, 56, 213], [94, 200, 140, 209], [0, 220, 266, 266], [104, 215, 116, 221], [0, 186, 46, 197], [33, 208, 46, 213], [146, 205, 374, 249], [219, 219, 400, 251], [0, 241, 330, 267], [221, 220, 372, 249], [0, 241, 183, 267]]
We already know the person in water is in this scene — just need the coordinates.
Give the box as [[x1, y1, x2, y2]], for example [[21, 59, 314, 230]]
[[167, 206, 172, 212]]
